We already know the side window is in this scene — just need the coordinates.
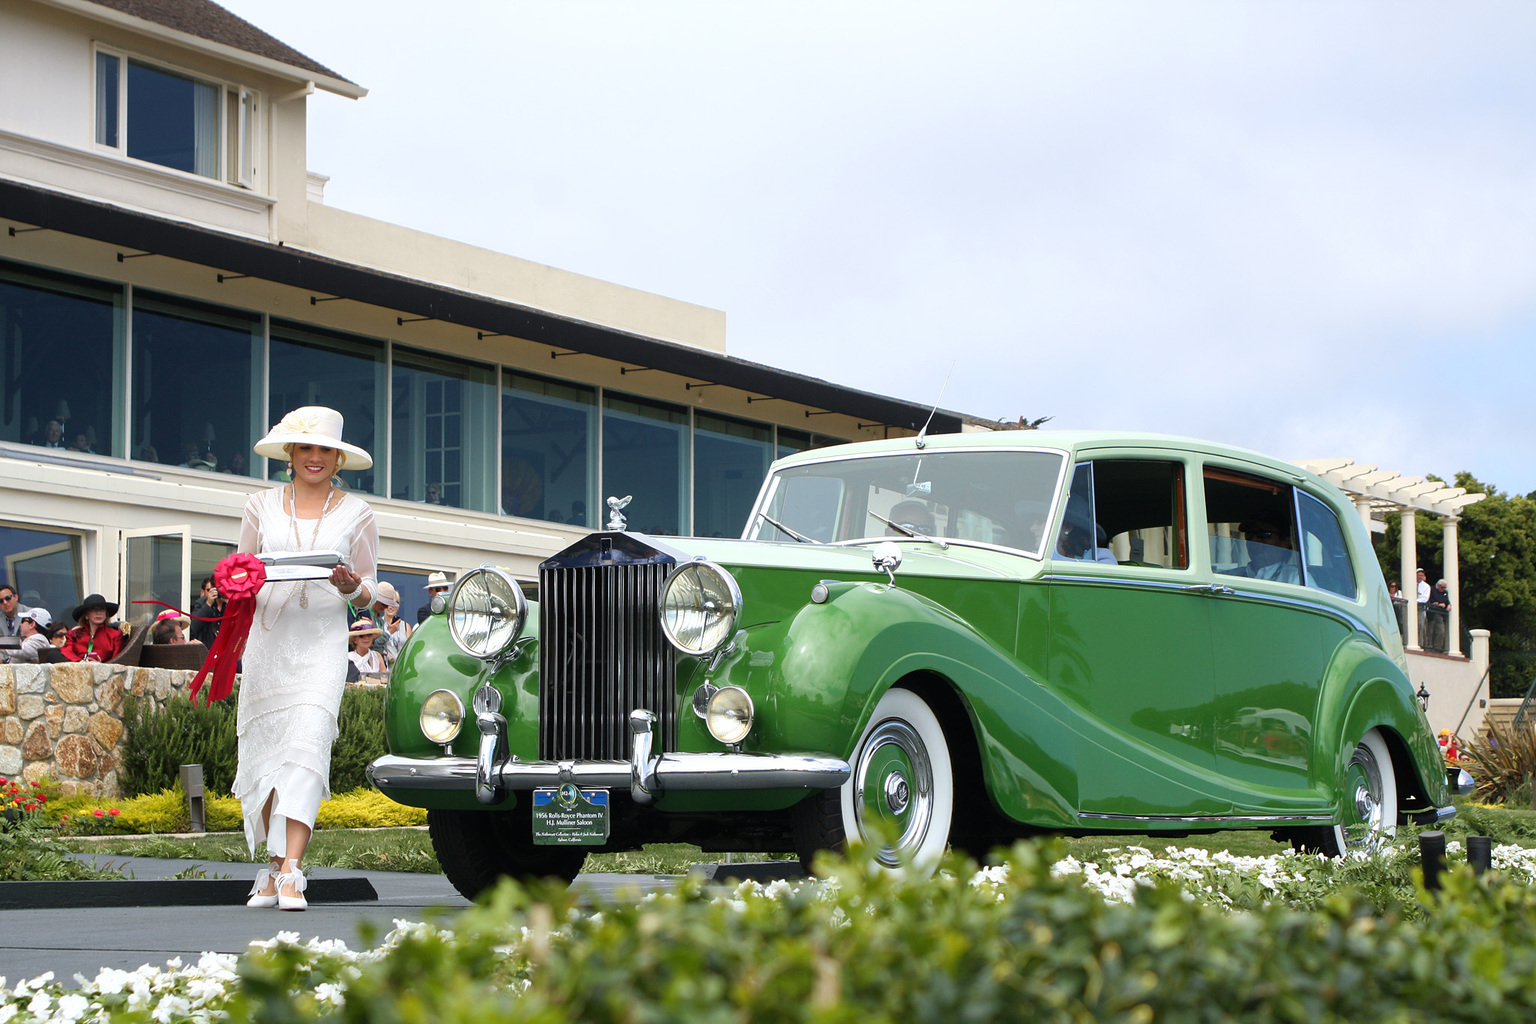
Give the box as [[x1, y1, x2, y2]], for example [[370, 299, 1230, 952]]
[[1091, 460, 1188, 568], [1204, 468, 1302, 585], [1053, 463, 1110, 562], [1297, 491, 1358, 598], [1052, 460, 1187, 567]]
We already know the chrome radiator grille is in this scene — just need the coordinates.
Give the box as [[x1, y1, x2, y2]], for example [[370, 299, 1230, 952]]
[[539, 559, 677, 760]]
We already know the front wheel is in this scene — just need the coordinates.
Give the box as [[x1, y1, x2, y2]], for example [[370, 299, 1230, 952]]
[[793, 688, 954, 872], [1291, 728, 1398, 857], [428, 806, 587, 899]]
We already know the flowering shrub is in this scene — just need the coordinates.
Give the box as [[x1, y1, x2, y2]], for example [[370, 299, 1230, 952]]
[[5, 839, 1536, 1022], [0, 777, 48, 817]]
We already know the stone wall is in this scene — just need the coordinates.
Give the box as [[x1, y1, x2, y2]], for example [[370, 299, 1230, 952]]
[[0, 663, 198, 798]]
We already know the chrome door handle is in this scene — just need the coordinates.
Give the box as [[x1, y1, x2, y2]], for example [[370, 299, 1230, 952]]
[[1184, 583, 1235, 596]]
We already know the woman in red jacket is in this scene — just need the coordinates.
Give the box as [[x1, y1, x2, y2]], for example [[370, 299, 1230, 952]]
[[60, 594, 123, 662]]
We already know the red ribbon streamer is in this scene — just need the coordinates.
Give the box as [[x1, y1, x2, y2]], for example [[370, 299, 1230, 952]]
[[189, 553, 266, 708]]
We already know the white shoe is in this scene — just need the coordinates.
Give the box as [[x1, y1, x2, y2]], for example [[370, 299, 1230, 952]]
[[276, 859, 308, 911], [246, 867, 279, 909]]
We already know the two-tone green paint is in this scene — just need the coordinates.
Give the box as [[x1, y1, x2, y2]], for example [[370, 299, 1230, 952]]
[[375, 429, 1451, 838]]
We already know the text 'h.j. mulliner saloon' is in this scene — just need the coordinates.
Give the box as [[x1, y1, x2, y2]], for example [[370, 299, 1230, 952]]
[[369, 430, 1457, 897]]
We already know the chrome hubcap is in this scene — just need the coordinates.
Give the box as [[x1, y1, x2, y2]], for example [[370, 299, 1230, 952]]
[[855, 719, 933, 867]]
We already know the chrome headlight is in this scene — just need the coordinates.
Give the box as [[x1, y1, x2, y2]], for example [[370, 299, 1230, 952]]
[[705, 685, 754, 745], [660, 559, 742, 655], [420, 689, 465, 745], [448, 566, 527, 658]]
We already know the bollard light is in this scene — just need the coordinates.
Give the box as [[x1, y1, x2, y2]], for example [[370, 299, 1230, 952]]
[[179, 763, 206, 834], [1419, 830, 1446, 893], [1468, 835, 1492, 876]]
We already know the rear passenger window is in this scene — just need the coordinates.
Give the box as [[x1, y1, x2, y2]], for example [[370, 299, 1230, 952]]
[[1205, 468, 1302, 585], [1297, 491, 1357, 599]]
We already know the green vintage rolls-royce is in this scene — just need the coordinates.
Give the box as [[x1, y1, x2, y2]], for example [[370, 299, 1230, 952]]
[[369, 430, 1456, 896]]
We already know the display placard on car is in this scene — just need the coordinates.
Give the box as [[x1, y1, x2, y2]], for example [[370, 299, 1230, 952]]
[[531, 785, 610, 845]]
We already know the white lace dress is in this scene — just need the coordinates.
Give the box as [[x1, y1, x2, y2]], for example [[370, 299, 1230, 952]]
[[233, 485, 378, 858]]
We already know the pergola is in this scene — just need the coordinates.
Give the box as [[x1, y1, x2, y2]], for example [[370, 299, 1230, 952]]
[[1297, 459, 1485, 656]]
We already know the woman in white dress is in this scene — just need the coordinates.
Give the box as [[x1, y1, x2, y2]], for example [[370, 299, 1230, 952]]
[[239, 407, 378, 911], [346, 618, 386, 678]]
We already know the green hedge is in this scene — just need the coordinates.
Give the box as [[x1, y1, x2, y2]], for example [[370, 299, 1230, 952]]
[[219, 842, 1536, 1024], [119, 686, 387, 797]]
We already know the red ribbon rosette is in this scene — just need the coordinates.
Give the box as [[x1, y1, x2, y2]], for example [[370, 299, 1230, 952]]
[[189, 553, 267, 707]]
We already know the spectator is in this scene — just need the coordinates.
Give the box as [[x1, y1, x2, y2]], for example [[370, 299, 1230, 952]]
[[60, 594, 123, 662], [1426, 579, 1451, 652], [424, 482, 446, 505], [190, 575, 225, 646], [3, 608, 53, 664], [137, 443, 159, 463], [1416, 568, 1430, 643], [69, 432, 94, 454], [417, 571, 451, 624], [152, 609, 189, 645], [347, 618, 386, 679], [0, 585, 26, 636], [181, 444, 217, 471], [40, 419, 65, 449], [371, 581, 411, 663], [220, 453, 247, 476]]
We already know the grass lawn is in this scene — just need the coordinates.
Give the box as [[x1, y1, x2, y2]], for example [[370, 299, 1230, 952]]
[[52, 801, 1536, 877]]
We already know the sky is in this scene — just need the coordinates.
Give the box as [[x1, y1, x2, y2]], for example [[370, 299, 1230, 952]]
[[220, 1, 1536, 496]]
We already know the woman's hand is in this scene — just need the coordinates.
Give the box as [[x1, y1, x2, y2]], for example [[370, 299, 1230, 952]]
[[330, 564, 362, 594]]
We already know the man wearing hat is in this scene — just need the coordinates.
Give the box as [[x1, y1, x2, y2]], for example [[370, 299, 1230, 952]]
[[414, 568, 448, 626], [2, 608, 54, 664], [417, 571, 451, 625], [60, 594, 123, 662], [152, 609, 190, 645]]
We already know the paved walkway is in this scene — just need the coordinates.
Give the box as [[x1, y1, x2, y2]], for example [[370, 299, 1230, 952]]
[[0, 854, 685, 986]]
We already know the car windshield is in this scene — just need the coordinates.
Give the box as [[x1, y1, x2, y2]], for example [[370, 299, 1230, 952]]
[[747, 448, 1066, 556]]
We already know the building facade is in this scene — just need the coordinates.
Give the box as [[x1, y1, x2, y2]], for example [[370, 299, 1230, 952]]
[[0, 0, 962, 621]]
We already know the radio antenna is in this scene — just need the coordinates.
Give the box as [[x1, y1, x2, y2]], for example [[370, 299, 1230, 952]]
[[914, 361, 956, 450]]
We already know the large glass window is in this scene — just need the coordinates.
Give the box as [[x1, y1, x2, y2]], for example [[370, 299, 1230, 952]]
[[0, 261, 123, 456], [0, 523, 84, 623], [603, 394, 688, 535], [269, 322, 386, 495], [1205, 467, 1303, 586], [391, 347, 497, 511], [501, 371, 596, 525], [694, 413, 772, 538], [131, 291, 261, 476], [1297, 491, 1358, 599]]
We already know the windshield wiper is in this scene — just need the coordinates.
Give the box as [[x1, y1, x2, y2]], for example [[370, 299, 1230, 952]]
[[866, 510, 950, 550], [758, 511, 821, 544]]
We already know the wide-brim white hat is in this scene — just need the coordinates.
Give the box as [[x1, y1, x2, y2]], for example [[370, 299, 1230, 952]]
[[254, 406, 372, 470]]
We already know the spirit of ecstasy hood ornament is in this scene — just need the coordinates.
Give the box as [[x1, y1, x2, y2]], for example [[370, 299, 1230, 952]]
[[606, 494, 633, 531]]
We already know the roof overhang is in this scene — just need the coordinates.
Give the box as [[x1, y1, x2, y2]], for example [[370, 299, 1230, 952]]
[[1297, 458, 1487, 519], [0, 179, 962, 435], [30, 0, 367, 99]]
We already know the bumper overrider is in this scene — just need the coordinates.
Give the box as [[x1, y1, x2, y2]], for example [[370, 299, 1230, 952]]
[[368, 707, 852, 805]]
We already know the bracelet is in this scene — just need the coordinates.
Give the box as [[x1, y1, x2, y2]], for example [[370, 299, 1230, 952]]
[[335, 582, 364, 601]]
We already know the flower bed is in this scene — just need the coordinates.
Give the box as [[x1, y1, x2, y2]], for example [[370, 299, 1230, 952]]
[[5, 837, 1536, 1023]]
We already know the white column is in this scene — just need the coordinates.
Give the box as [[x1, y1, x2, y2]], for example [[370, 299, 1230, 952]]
[[1401, 509, 1419, 650], [1354, 496, 1373, 531], [1443, 516, 1462, 657]]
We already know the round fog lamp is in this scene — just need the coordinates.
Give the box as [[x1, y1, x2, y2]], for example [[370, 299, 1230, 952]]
[[705, 685, 754, 745], [448, 566, 527, 658], [420, 689, 465, 745], [661, 560, 742, 655]]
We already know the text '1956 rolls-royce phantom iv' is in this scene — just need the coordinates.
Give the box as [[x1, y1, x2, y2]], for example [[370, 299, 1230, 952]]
[[369, 430, 1456, 897]]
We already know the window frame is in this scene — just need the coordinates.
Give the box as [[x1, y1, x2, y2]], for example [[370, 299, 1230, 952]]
[[92, 43, 260, 188]]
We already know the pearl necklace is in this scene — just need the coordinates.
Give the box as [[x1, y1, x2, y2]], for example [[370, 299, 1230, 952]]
[[260, 485, 335, 631]]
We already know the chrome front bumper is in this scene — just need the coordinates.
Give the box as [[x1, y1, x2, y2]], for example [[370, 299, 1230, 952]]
[[368, 708, 851, 806]]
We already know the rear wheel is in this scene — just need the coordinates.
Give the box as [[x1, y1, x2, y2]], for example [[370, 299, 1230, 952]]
[[1290, 728, 1398, 857], [793, 688, 954, 872], [428, 806, 587, 899]]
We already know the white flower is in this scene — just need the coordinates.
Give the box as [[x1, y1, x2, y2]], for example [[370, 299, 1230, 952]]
[[151, 994, 191, 1023], [54, 993, 90, 1023], [315, 983, 346, 1007], [0, 1003, 17, 1024], [26, 990, 51, 1016]]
